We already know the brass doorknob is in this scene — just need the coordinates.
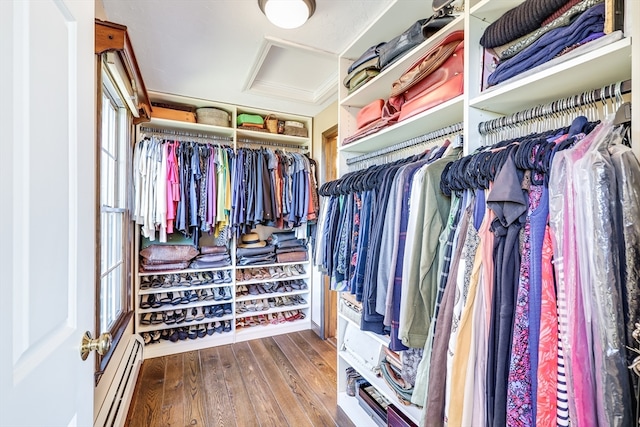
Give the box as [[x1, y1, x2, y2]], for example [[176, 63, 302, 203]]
[[80, 331, 112, 361]]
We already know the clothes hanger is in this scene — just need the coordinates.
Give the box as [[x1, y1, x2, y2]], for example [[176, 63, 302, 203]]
[[613, 80, 632, 126]]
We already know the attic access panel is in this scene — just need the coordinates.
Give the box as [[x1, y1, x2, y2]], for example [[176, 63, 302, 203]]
[[245, 37, 337, 105]]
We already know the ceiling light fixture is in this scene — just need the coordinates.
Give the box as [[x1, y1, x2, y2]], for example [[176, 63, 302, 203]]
[[258, 0, 316, 29]]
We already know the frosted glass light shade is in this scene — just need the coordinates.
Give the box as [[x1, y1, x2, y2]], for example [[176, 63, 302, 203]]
[[259, 0, 316, 29]]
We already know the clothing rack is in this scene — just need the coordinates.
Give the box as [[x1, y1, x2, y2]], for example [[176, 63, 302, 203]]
[[345, 121, 464, 166], [138, 126, 234, 143], [237, 137, 308, 151], [479, 79, 632, 135]]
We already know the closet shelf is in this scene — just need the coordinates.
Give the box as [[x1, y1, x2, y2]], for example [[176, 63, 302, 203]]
[[144, 117, 235, 138], [339, 95, 464, 154], [143, 332, 236, 359], [337, 313, 391, 348], [137, 298, 232, 314], [339, 350, 422, 424], [137, 315, 234, 333], [340, 16, 465, 108], [235, 304, 310, 319], [341, 1, 433, 59], [236, 129, 309, 146], [138, 265, 233, 277], [236, 274, 310, 285], [234, 316, 310, 341], [470, 37, 632, 114], [469, 0, 523, 22], [138, 281, 233, 295], [235, 260, 310, 270], [236, 289, 309, 302]]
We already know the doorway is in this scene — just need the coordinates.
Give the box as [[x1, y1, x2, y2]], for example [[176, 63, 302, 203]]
[[321, 125, 338, 343]]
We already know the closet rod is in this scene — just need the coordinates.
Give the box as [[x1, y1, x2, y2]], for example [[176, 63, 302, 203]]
[[479, 79, 632, 135], [346, 121, 464, 165], [237, 137, 308, 151], [138, 126, 234, 142]]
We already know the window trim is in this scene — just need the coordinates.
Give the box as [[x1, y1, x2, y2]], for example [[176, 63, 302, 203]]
[[94, 55, 134, 384]]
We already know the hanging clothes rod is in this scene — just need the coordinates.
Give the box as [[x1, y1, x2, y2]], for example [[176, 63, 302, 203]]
[[346, 121, 464, 165], [236, 137, 308, 150], [138, 126, 234, 142], [479, 79, 632, 135]]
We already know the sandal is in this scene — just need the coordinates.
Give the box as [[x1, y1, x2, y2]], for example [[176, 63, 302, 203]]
[[277, 312, 286, 324], [206, 322, 216, 336], [257, 314, 268, 326], [164, 310, 176, 324], [140, 313, 152, 325], [223, 320, 232, 332]]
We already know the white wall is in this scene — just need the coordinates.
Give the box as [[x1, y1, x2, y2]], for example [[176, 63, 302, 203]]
[[310, 101, 338, 330]]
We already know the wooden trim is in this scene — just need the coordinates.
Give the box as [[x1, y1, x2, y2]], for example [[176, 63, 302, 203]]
[[95, 19, 151, 124], [321, 125, 338, 341]]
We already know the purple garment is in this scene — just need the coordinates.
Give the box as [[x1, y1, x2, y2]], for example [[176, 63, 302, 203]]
[[528, 185, 549, 424], [506, 184, 543, 425]]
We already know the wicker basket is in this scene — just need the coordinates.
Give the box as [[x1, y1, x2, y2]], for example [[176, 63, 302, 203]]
[[264, 114, 278, 133], [195, 107, 230, 127]]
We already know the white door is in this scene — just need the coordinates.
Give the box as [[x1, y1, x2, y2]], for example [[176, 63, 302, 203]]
[[0, 0, 96, 426]]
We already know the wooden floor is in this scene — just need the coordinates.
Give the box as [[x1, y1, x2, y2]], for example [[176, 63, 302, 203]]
[[125, 330, 355, 427]]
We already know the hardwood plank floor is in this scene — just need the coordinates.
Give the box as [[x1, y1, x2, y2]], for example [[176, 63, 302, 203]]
[[126, 331, 355, 427]]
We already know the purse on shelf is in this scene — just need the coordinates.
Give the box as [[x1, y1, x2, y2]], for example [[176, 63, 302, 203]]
[[264, 114, 278, 133], [237, 113, 264, 128], [139, 244, 199, 263], [356, 99, 384, 130], [387, 30, 465, 122], [377, 0, 463, 70]]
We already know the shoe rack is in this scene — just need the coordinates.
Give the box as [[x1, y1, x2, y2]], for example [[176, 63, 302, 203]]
[[133, 95, 314, 360], [136, 260, 312, 359]]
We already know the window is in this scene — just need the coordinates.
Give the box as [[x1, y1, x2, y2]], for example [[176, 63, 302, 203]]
[[96, 63, 133, 378]]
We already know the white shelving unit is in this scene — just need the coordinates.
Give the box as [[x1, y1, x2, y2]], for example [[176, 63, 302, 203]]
[[335, 0, 637, 425], [134, 95, 314, 360]]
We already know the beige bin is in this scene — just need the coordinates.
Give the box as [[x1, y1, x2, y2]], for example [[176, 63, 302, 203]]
[[195, 107, 231, 127]]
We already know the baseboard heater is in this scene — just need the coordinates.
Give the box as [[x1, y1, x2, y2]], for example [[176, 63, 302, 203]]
[[94, 335, 144, 427]]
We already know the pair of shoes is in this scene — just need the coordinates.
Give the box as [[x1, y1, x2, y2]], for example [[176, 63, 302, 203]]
[[140, 294, 163, 309]]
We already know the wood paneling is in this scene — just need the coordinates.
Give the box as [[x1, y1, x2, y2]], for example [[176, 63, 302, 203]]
[[126, 331, 353, 427]]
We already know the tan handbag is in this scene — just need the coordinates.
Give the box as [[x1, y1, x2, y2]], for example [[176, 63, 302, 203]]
[[264, 114, 278, 133]]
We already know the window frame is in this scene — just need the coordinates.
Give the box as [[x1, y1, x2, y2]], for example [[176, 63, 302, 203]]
[[94, 54, 134, 383]]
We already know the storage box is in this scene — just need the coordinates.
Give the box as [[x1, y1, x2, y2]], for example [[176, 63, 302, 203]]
[[387, 405, 418, 427], [357, 382, 389, 427], [151, 106, 196, 123], [283, 125, 308, 137], [196, 107, 231, 127]]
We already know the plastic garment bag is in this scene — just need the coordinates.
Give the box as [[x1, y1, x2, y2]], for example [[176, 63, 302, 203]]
[[608, 136, 640, 353], [576, 121, 632, 426], [549, 124, 604, 427]]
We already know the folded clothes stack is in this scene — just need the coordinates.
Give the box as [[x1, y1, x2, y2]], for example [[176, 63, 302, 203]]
[[236, 232, 276, 266], [269, 231, 308, 263], [139, 244, 199, 272], [189, 245, 231, 269], [482, 0, 607, 88]]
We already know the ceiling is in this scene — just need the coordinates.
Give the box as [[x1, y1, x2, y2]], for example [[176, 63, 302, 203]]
[[100, 0, 395, 117]]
